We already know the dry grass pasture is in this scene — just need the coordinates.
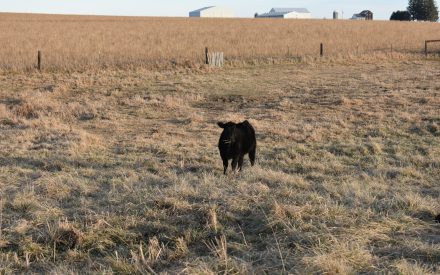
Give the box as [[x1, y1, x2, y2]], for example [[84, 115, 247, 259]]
[[0, 57, 439, 273], [0, 13, 440, 70], [0, 12, 440, 275]]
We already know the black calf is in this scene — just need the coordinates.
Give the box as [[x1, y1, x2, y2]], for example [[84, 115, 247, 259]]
[[217, 120, 256, 174]]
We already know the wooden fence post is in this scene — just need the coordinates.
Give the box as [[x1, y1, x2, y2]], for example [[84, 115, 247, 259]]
[[320, 43, 324, 57], [205, 47, 209, 65], [425, 41, 428, 57], [37, 50, 42, 71]]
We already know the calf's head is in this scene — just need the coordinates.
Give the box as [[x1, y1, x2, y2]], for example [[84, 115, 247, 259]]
[[217, 122, 237, 145]]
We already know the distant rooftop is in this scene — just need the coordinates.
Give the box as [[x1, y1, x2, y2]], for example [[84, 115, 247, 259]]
[[190, 6, 215, 13], [257, 8, 311, 18], [270, 8, 310, 14]]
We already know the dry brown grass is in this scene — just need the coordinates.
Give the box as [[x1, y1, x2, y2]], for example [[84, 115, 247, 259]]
[[1, 13, 440, 70], [0, 56, 439, 273]]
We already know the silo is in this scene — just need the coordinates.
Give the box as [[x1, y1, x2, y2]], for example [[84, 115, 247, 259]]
[[333, 11, 339, 19]]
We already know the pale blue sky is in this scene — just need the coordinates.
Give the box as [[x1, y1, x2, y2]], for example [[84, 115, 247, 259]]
[[0, 1, 411, 20]]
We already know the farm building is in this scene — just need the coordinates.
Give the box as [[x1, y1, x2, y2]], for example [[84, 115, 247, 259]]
[[351, 10, 373, 20], [189, 6, 234, 18], [255, 8, 312, 19]]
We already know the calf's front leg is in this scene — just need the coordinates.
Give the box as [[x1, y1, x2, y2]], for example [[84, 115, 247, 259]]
[[222, 158, 228, 175]]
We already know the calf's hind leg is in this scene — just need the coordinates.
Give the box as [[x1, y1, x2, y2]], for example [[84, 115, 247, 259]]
[[238, 155, 244, 171], [249, 147, 256, 166], [231, 156, 239, 172]]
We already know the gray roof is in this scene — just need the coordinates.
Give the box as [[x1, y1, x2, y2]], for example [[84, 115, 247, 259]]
[[270, 8, 310, 14], [190, 6, 215, 13], [257, 12, 289, 18]]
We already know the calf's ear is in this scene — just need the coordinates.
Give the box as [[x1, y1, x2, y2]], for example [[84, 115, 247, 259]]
[[217, 122, 225, 128]]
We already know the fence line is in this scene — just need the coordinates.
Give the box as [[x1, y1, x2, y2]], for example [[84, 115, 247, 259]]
[[3, 43, 438, 71]]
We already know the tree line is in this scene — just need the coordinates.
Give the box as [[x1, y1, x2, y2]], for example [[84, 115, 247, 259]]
[[391, 0, 439, 21]]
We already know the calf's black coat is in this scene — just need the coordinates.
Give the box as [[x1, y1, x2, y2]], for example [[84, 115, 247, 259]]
[[217, 120, 256, 174]]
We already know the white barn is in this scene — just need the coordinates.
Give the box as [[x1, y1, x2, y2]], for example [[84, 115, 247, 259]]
[[189, 6, 234, 18], [256, 8, 312, 19]]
